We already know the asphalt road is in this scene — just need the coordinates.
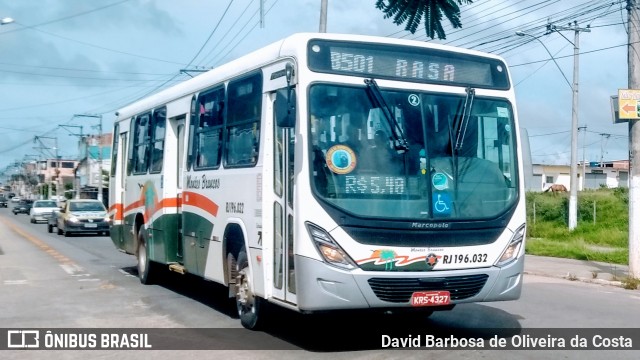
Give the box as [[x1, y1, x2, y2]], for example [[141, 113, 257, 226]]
[[1, 208, 639, 359]]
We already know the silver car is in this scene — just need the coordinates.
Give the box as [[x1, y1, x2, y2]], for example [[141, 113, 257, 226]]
[[54, 199, 111, 237], [30, 200, 60, 224]]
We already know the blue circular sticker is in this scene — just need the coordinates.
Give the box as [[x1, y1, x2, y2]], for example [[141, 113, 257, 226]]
[[326, 145, 357, 174], [432, 173, 448, 190]]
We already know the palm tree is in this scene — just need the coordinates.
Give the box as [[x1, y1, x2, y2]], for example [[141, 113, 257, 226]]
[[376, 0, 473, 40]]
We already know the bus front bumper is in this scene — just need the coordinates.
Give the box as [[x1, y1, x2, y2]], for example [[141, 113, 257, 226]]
[[295, 254, 524, 312]]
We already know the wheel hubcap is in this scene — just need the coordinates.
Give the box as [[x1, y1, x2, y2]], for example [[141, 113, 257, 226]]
[[138, 243, 146, 275], [236, 268, 254, 313]]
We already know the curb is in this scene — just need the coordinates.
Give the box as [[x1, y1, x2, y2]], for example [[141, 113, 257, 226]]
[[523, 270, 626, 289]]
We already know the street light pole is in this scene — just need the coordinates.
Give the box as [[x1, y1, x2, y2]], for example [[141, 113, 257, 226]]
[[627, 0, 640, 278], [550, 22, 590, 231], [319, 0, 328, 32], [517, 24, 590, 230]]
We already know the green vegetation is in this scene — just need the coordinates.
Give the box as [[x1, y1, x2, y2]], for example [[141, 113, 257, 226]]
[[526, 188, 629, 265]]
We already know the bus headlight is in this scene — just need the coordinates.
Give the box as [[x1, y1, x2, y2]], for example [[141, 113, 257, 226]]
[[305, 222, 357, 270], [496, 224, 525, 267]]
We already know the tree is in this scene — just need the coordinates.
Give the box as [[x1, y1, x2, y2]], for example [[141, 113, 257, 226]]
[[376, 0, 473, 40]]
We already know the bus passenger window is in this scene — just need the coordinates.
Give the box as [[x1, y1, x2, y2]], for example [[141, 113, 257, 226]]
[[150, 108, 166, 173], [225, 72, 262, 167], [195, 87, 224, 169], [132, 113, 151, 174]]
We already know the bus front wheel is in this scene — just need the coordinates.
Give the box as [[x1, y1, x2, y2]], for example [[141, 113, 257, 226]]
[[234, 247, 264, 330]]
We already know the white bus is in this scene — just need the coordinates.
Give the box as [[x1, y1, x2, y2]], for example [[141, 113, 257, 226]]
[[109, 32, 526, 330]]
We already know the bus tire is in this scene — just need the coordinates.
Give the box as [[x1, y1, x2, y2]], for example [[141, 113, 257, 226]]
[[137, 229, 154, 285], [235, 247, 264, 330]]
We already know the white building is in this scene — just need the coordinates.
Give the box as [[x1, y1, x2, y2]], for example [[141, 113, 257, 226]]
[[530, 160, 629, 192]]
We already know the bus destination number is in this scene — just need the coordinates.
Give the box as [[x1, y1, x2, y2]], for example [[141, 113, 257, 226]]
[[330, 51, 455, 82], [226, 202, 244, 214], [411, 291, 450, 307], [442, 253, 488, 264]]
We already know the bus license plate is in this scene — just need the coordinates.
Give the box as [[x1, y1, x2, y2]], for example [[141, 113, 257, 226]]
[[411, 291, 450, 307], [84, 223, 98, 228]]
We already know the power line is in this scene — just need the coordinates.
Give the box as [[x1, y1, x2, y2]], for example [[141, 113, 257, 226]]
[[0, 0, 132, 35], [185, 0, 236, 67], [528, 130, 571, 137], [510, 40, 638, 67]]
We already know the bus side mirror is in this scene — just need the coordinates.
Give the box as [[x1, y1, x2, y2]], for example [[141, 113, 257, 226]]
[[275, 89, 296, 128]]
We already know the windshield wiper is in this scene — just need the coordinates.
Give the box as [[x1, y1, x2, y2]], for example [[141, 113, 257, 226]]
[[454, 87, 475, 153], [364, 78, 409, 153]]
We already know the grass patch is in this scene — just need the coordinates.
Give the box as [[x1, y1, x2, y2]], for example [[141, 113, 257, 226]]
[[525, 238, 627, 264], [621, 277, 640, 290], [525, 188, 629, 265]]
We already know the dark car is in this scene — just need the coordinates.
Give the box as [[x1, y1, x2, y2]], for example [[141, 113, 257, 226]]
[[0, 195, 7, 208], [12, 199, 34, 215]]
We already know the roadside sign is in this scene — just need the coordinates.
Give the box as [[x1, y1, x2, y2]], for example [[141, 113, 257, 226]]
[[610, 95, 625, 123], [618, 89, 640, 119]]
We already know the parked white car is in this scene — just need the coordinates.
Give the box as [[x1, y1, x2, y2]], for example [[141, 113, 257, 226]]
[[29, 200, 60, 224]]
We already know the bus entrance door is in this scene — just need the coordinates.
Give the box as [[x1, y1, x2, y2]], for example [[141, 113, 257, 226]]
[[272, 89, 297, 305], [173, 116, 185, 261]]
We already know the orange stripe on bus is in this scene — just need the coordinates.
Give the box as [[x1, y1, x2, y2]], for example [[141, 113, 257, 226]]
[[124, 200, 145, 214], [113, 194, 216, 221], [159, 197, 180, 208], [183, 191, 219, 217], [109, 203, 124, 221]]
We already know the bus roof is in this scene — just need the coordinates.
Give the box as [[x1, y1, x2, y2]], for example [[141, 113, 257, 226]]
[[115, 32, 508, 120]]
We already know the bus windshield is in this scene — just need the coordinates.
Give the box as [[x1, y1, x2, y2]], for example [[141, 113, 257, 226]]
[[309, 83, 518, 220]]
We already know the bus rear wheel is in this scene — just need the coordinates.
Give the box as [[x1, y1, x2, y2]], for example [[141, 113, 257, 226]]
[[234, 247, 264, 330]]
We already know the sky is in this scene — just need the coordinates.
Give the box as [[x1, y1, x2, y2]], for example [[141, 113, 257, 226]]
[[0, 0, 634, 177]]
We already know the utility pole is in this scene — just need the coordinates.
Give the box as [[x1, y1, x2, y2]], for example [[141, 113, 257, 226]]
[[579, 125, 587, 190], [319, 0, 328, 33], [627, 0, 640, 278], [599, 133, 611, 166], [55, 137, 60, 201], [259, 0, 264, 28], [33, 135, 59, 200], [60, 125, 84, 199], [549, 21, 591, 230], [74, 114, 104, 204], [98, 117, 103, 205]]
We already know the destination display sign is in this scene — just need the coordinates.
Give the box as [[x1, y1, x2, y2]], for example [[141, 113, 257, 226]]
[[308, 39, 510, 89]]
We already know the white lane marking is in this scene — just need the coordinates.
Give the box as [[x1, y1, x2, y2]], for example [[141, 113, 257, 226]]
[[60, 263, 86, 275], [78, 279, 100, 282], [4, 280, 28, 285], [118, 269, 136, 278]]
